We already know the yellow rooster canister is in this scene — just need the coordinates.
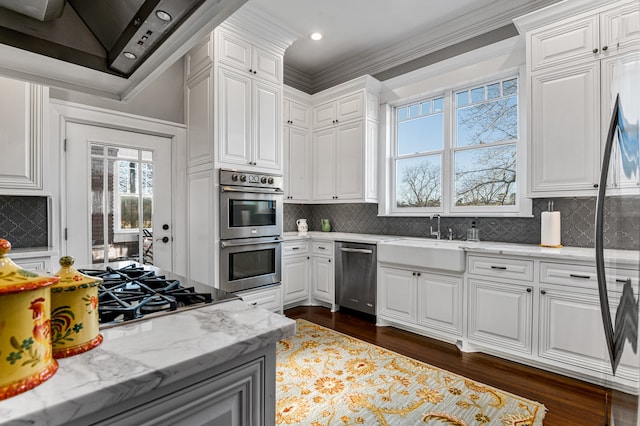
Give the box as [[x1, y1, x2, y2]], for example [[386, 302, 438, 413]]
[[51, 256, 103, 358], [0, 239, 59, 400]]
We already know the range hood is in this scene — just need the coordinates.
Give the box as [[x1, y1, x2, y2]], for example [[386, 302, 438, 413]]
[[0, 0, 247, 100]]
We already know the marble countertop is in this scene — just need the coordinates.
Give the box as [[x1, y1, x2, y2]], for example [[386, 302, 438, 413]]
[[284, 232, 639, 268], [0, 300, 296, 425]]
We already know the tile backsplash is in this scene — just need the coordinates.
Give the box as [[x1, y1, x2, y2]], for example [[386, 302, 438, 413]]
[[0, 196, 49, 248], [284, 196, 640, 250]]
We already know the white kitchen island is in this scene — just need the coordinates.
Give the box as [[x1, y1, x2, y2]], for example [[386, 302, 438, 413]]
[[0, 299, 295, 426]]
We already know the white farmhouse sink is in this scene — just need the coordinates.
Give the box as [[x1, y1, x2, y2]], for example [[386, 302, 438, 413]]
[[377, 238, 466, 272]]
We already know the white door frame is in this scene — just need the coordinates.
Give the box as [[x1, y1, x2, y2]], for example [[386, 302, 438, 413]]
[[50, 100, 187, 275]]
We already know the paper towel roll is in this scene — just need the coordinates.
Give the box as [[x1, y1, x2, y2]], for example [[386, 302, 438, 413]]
[[540, 211, 561, 247]]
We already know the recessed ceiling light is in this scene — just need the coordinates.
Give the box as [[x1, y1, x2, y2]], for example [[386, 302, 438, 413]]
[[156, 10, 172, 22], [123, 52, 137, 59], [309, 32, 323, 41]]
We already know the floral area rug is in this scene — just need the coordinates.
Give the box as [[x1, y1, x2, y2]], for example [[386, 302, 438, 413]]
[[276, 319, 546, 425]]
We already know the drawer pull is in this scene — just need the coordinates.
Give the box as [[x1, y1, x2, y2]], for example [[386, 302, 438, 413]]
[[291, 247, 300, 250], [616, 278, 631, 284], [491, 266, 507, 270], [569, 273, 591, 279], [318, 246, 326, 250]]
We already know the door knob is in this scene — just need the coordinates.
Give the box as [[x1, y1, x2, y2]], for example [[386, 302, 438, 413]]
[[156, 236, 170, 243]]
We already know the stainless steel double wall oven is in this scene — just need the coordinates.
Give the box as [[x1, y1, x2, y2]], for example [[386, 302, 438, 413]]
[[219, 169, 284, 293]]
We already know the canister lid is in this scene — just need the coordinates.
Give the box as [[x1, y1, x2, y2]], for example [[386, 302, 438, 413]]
[[53, 256, 103, 290], [0, 239, 60, 294]]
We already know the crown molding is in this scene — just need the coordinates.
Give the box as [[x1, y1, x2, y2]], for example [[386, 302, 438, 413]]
[[288, 0, 560, 93], [223, 2, 298, 53], [283, 63, 314, 93], [514, 0, 624, 34]]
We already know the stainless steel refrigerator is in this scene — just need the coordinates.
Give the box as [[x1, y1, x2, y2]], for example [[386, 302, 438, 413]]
[[595, 51, 639, 425]]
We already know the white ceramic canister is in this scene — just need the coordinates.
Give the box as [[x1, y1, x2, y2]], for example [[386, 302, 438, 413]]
[[296, 219, 308, 234]]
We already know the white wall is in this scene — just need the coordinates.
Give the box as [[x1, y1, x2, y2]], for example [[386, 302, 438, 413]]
[[50, 58, 186, 124]]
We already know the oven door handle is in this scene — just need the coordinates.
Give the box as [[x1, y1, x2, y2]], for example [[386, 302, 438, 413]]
[[221, 185, 284, 195], [221, 237, 283, 248]]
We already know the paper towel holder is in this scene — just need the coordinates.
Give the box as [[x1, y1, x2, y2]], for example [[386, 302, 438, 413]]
[[540, 200, 563, 248]]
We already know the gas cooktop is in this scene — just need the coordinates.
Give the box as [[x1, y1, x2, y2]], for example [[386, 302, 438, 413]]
[[79, 263, 239, 328]]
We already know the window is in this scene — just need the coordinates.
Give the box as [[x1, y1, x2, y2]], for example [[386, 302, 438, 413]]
[[390, 75, 524, 216], [115, 148, 153, 232]]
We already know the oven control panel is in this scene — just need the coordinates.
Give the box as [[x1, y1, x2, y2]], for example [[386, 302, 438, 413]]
[[220, 168, 283, 190]]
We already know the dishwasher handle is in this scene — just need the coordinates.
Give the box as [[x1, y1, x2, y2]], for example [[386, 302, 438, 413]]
[[338, 247, 373, 254]]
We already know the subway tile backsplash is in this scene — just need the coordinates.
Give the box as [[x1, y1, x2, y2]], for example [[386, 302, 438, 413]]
[[0, 196, 49, 248], [284, 196, 640, 250]]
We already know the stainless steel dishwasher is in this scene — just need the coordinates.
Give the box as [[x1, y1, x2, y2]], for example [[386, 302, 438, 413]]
[[335, 241, 377, 315]]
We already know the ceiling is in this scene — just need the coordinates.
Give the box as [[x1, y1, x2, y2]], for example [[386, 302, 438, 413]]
[[248, 0, 561, 94]]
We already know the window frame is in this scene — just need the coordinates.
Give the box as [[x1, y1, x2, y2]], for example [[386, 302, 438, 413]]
[[384, 67, 530, 217]]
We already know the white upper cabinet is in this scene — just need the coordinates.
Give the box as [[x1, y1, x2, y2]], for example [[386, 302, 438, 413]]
[[516, 0, 640, 197], [283, 98, 310, 129], [217, 29, 282, 84], [284, 127, 312, 201], [313, 92, 364, 129], [0, 76, 46, 192]]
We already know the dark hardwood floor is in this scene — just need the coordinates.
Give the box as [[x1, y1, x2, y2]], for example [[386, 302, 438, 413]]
[[284, 306, 638, 426]]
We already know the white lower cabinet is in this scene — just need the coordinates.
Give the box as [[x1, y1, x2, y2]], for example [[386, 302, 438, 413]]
[[467, 278, 533, 354], [311, 241, 335, 308], [237, 285, 283, 314], [538, 285, 639, 384], [13, 256, 53, 274], [378, 265, 463, 341], [417, 273, 463, 336], [282, 240, 310, 307], [378, 267, 416, 323]]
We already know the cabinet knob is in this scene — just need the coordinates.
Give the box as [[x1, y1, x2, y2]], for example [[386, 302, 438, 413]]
[[540, 289, 546, 295], [602, 45, 608, 51], [527, 287, 532, 293], [417, 272, 421, 276], [593, 184, 599, 188], [249, 69, 252, 73], [253, 70, 257, 74], [328, 259, 331, 263], [412, 272, 416, 276], [593, 48, 599, 54]]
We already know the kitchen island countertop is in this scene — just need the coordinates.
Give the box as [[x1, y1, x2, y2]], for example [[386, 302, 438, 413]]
[[0, 299, 295, 425]]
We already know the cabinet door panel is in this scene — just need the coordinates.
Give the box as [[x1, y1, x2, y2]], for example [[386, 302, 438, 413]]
[[378, 267, 416, 322], [417, 273, 462, 336], [186, 70, 214, 167], [336, 92, 364, 123], [600, 3, 640, 55], [539, 288, 638, 381], [289, 101, 310, 128], [218, 68, 251, 166], [312, 128, 337, 200], [468, 279, 532, 354], [312, 256, 334, 303], [218, 30, 251, 72], [336, 122, 364, 200], [0, 77, 43, 190], [252, 46, 281, 84], [253, 82, 281, 170], [287, 128, 311, 200], [313, 102, 336, 129], [530, 15, 598, 71], [283, 256, 309, 304], [530, 62, 600, 193]]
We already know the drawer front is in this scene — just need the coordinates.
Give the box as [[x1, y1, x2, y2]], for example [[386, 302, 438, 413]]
[[238, 286, 283, 313], [283, 240, 309, 256], [468, 255, 534, 282], [540, 262, 639, 292], [312, 241, 334, 256]]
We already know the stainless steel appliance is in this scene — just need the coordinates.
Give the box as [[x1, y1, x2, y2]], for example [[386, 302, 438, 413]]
[[219, 169, 284, 293], [219, 169, 284, 240], [0, 0, 239, 77], [220, 236, 282, 292], [594, 54, 639, 424], [335, 241, 377, 316], [79, 262, 238, 328]]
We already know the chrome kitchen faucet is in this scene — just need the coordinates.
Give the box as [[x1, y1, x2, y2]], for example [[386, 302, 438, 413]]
[[430, 214, 441, 239]]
